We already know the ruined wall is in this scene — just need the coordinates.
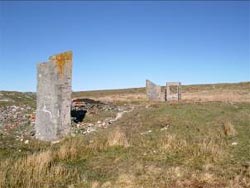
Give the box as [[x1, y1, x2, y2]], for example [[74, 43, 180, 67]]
[[35, 51, 72, 141], [166, 82, 181, 101], [146, 80, 164, 101], [146, 80, 181, 102]]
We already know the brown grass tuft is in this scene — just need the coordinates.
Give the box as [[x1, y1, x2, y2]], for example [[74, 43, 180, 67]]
[[158, 133, 187, 151], [114, 174, 136, 188], [0, 150, 80, 187], [57, 141, 78, 160], [107, 127, 129, 148], [91, 181, 100, 188], [223, 121, 237, 136]]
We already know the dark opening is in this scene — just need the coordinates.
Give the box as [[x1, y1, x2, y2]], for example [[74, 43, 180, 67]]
[[71, 109, 87, 123]]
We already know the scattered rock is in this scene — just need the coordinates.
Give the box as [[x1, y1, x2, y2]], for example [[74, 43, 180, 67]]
[[231, 142, 238, 146], [0, 104, 35, 137], [141, 130, 152, 135], [160, 124, 170, 131], [51, 140, 61, 144], [71, 100, 134, 136], [30, 130, 35, 137], [0, 97, 134, 141]]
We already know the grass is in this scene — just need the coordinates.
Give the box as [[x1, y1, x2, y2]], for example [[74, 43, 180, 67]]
[[0, 82, 250, 187], [73, 82, 250, 98], [0, 91, 36, 107]]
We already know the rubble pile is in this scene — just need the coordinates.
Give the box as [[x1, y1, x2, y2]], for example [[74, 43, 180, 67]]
[[71, 98, 118, 123], [0, 97, 133, 139], [0, 105, 35, 135], [71, 98, 133, 135], [72, 98, 117, 112]]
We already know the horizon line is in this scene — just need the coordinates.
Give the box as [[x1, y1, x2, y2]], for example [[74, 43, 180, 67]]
[[0, 81, 249, 93]]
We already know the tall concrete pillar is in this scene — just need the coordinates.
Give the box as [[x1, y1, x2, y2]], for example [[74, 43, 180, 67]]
[[35, 51, 72, 141]]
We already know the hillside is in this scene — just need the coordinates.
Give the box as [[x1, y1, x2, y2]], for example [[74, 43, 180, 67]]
[[0, 82, 250, 187]]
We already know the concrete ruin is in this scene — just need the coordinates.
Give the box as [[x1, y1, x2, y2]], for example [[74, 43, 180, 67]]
[[146, 80, 164, 101], [146, 80, 181, 102], [35, 51, 72, 141], [165, 82, 181, 101]]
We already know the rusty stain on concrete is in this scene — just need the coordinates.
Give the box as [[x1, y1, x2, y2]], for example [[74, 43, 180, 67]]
[[50, 51, 72, 76]]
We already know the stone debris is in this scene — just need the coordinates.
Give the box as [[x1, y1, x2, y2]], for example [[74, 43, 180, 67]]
[[71, 101, 134, 135], [0, 86, 135, 143], [0, 105, 35, 133], [231, 142, 238, 146], [0, 95, 132, 141], [160, 125, 170, 131], [71, 98, 117, 123], [140, 130, 152, 135]]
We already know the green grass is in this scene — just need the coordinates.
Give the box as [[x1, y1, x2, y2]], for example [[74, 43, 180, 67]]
[[73, 82, 250, 98], [1, 101, 249, 187], [0, 91, 36, 107], [0, 82, 250, 187], [1, 81, 249, 106]]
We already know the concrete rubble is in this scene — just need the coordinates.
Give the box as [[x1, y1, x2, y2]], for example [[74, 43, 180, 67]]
[[0, 105, 34, 130], [71, 98, 133, 135], [0, 94, 131, 141]]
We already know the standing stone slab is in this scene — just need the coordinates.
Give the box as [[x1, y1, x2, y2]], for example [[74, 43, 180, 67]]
[[165, 82, 181, 101], [146, 80, 164, 101], [35, 51, 72, 141]]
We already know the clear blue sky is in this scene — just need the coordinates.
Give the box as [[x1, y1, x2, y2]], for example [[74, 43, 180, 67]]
[[0, 1, 249, 92]]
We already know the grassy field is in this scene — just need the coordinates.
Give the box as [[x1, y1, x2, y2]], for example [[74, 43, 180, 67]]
[[0, 91, 36, 107], [73, 82, 250, 103], [0, 82, 249, 187]]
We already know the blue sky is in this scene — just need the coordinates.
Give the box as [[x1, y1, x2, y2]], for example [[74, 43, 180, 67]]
[[0, 1, 249, 92]]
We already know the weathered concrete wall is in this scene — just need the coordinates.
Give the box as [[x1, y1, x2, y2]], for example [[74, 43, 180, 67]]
[[166, 82, 181, 101], [146, 80, 164, 101], [35, 51, 72, 141], [146, 80, 182, 102]]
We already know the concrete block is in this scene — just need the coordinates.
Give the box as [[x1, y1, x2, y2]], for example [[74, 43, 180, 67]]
[[35, 51, 72, 141]]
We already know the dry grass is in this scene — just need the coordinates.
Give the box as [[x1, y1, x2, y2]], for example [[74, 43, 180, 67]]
[[223, 121, 237, 136], [0, 150, 80, 188], [73, 82, 250, 103], [228, 166, 250, 188], [107, 127, 129, 148], [57, 140, 78, 160], [114, 174, 136, 188], [183, 89, 250, 103], [158, 134, 187, 151]]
